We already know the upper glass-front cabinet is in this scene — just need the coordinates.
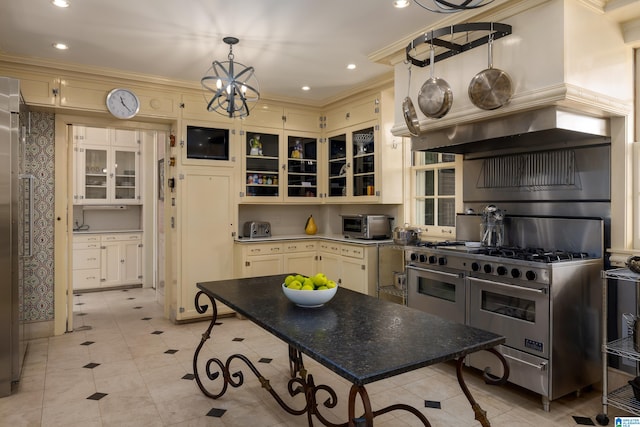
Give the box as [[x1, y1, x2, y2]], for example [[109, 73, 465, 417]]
[[326, 123, 377, 200], [243, 130, 281, 198], [77, 146, 140, 204], [286, 135, 318, 199]]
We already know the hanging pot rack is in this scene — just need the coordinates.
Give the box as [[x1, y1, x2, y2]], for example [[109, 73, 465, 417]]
[[406, 22, 512, 67]]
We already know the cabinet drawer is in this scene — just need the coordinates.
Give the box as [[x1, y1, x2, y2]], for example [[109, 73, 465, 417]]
[[73, 249, 101, 269], [284, 241, 317, 252], [102, 233, 142, 242], [73, 242, 101, 250], [341, 245, 364, 259], [318, 242, 340, 254], [74, 234, 101, 243], [246, 243, 283, 256], [73, 268, 101, 288]]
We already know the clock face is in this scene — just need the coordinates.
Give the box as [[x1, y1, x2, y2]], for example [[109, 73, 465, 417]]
[[106, 88, 140, 119]]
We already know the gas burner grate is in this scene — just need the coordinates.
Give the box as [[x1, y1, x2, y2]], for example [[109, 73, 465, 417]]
[[477, 247, 592, 263]]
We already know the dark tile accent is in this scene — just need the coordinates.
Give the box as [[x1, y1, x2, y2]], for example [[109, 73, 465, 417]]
[[424, 400, 441, 409], [87, 392, 108, 401], [141, 317, 152, 321], [77, 313, 87, 316], [258, 358, 272, 364], [83, 362, 101, 369], [75, 325, 92, 331], [133, 306, 143, 309], [232, 338, 244, 342], [122, 289, 129, 292], [215, 322, 223, 325], [80, 341, 95, 346], [206, 408, 226, 418], [182, 373, 195, 380], [75, 302, 85, 306], [572, 416, 595, 426], [127, 297, 135, 300], [151, 331, 164, 335], [165, 349, 178, 354]]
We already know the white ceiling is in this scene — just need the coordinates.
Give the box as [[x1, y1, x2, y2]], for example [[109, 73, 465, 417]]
[[0, 0, 638, 105]]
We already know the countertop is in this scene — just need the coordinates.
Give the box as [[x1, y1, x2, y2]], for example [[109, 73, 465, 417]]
[[234, 233, 393, 245], [73, 229, 143, 234]]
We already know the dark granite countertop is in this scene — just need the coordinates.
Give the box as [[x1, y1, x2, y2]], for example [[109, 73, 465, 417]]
[[197, 274, 504, 386]]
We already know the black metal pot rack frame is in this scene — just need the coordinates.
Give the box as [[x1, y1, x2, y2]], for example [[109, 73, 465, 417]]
[[406, 22, 512, 67]]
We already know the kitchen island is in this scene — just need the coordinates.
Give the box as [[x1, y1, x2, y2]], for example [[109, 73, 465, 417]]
[[193, 274, 508, 426]]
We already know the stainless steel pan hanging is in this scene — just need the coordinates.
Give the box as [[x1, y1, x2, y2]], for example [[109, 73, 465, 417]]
[[418, 39, 453, 119], [402, 59, 421, 136], [468, 31, 513, 110]]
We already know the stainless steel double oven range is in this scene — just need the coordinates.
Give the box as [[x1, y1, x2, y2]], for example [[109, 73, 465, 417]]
[[407, 215, 604, 411]]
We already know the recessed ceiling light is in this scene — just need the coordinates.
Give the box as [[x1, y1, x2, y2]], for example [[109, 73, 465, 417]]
[[347, 64, 356, 70], [301, 86, 310, 91], [52, 43, 68, 50], [51, 0, 70, 7], [393, 0, 411, 8]]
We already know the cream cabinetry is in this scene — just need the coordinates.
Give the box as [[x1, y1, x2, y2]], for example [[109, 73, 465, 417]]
[[323, 88, 402, 204], [324, 95, 378, 133], [235, 242, 284, 277], [101, 233, 143, 287], [283, 241, 318, 277], [72, 126, 141, 205], [239, 126, 321, 203], [177, 168, 236, 320], [234, 239, 377, 296], [72, 233, 142, 290]]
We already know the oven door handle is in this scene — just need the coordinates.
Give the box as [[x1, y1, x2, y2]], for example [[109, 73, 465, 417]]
[[407, 266, 463, 279], [467, 277, 548, 295], [501, 353, 548, 371]]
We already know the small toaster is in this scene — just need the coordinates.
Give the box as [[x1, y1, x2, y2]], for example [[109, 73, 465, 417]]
[[243, 221, 271, 238]]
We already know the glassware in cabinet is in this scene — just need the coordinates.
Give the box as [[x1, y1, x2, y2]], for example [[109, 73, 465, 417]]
[[327, 133, 347, 198], [352, 126, 375, 197]]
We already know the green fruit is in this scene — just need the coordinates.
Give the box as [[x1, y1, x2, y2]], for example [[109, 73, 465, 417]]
[[303, 278, 314, 289], [287, 280, 302, 290], [326, 280, 337, 289], [312, 273, 328, 286], [301, 284, 314, 291], [295, 274, 306, 283], [317, 286, 328, 290], [284, 275, 296, 286]]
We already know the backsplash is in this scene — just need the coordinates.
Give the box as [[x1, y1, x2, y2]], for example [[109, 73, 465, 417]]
[[23, 111, 55, 322]]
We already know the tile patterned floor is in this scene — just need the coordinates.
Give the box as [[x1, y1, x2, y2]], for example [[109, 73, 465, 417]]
[[0, 287, 632, 426]]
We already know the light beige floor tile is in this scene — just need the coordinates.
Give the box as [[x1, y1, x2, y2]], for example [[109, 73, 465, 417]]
[[40, 398, 101, 427]]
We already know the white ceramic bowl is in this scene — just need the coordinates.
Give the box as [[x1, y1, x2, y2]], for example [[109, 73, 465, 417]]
[[282, 283, 338, 308]]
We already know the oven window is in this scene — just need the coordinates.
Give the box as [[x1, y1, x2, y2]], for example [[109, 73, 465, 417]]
[[481, 290, 535, 322], [418, 277, 456, 303]]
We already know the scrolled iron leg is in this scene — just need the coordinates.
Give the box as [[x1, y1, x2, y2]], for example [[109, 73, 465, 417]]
[[455, 348, 510, 427]]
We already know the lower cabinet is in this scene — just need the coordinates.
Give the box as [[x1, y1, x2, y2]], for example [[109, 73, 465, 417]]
[[235, 239, 376, 295], [73, 233, 142, 290]]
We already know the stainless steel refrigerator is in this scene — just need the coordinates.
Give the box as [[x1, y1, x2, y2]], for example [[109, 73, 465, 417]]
[[0, 77, 29, 397]]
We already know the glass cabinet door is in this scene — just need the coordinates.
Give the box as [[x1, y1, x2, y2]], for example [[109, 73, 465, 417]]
[[114, 148, 138, 202], [244, 131, 280, 198], [286, 136, 318, 199], [83, 147, 109, 202], [352, 126, 375, 197], [327, 133, 347, 198]]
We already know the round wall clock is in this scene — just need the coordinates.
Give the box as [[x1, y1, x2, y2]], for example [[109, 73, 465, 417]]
[[106, 88, 140, 119]]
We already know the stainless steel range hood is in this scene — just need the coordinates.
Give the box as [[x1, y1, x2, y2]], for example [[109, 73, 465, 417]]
[[411, 106, 611, 154]]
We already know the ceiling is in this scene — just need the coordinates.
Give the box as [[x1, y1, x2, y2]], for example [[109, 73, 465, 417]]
[[0, 0, 639, 106]]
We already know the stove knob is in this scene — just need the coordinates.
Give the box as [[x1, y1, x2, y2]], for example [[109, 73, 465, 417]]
[[471, 262, 481, 272], [419, 254, 427, 263], [428, 255, 437, 264], [438, 257, 447, 266], [511, 268, 521, 278], [410, 253, 418, 261], [483, 264, 493, 274], [496, 266, 507, 276], [525, 270, 537, 281]]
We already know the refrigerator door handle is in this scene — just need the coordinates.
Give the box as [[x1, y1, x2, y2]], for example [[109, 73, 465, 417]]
[[19, 174, 34, 258]]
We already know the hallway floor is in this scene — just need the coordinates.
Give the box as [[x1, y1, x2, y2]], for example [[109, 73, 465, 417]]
[[0, 287, 633, 426]]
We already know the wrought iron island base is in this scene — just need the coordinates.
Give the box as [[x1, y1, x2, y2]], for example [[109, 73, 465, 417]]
[[193, 290, 509, 427]]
